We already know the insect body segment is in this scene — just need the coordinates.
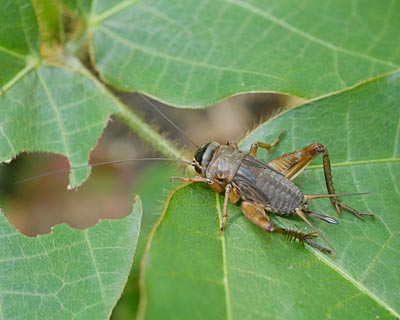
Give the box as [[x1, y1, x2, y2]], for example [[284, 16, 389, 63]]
[[173, 133, 373, 255]]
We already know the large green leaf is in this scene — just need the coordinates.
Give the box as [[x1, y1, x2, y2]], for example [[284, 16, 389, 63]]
[[139, 72, 400, 319], [88, 0, 400, 106], [0, 197, 142, 320], [0, 0, 120, 188], [112, 163, 182, 319]]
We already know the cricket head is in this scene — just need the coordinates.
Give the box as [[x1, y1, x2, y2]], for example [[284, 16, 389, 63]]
[[193, 142, 220, 174]]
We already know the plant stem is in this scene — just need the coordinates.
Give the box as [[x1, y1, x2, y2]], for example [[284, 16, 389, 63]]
[[60, 44, 184, 162], [115, 103, 187, 161]]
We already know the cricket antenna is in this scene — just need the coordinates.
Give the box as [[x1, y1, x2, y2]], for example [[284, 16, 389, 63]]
[[139, 94, 199, 149], [14, 157, 194, 185]]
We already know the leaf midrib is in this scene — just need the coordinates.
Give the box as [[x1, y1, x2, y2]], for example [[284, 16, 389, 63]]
[[215, 193, 232, 320]]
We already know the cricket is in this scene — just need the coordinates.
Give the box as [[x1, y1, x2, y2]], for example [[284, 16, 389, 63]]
[[16, 96, 374, 255], [173, 133, 373, 255], [145, 95, 374, 255]]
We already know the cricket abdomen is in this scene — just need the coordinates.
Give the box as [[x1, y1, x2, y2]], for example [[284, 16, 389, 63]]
[[255, 169, 304, 215], [234, 155, 304, 215]]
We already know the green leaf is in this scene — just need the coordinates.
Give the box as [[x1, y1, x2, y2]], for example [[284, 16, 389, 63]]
[[0, 196, 142, 320], [0, 0, 39, 89], [0, 65, 118, 188], [112, 163, 182, 319], [88, 0, 400, 106], [139, 72, 400, 319], [0, 1, 183, 188], [0, 0, 121, 188]]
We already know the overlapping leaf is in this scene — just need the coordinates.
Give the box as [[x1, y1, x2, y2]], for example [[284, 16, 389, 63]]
[[1, 1, 399, 319], [88, 0, 400, 106], [139, 72, 400, 319], [0, 0, 120, 188], [0, 65, 120, 187], [0, 198, 142, 320]]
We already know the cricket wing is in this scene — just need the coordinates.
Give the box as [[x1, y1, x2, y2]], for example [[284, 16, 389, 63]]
[[234, 155, 303, 214]]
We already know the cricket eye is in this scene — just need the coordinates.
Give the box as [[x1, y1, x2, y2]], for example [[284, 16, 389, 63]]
[[194, 142, 218, 173], [194, 143, 210, 166]]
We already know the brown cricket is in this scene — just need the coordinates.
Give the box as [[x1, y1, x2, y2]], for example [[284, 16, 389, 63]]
[[172, 132, 373, 255], [17, 96, 373, 255]]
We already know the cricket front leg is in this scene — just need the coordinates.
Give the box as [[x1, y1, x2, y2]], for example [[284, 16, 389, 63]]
[[240, 201, 334, 255], [219, 184, 231, 233], [170, 176, 211, 183], [219, 185, 241, 233], [171, 175, 225, 193], [171, 176, 235, 232]]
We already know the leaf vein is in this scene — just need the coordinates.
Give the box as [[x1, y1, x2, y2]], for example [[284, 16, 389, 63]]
[[317, 251, 400, 318], [1, 59, 36, 93], [388, 163, 400, 197], [359, 235, 393, 282], [225, 0, 399, 69], [90, 0, 139, 24], [98, 27, 294, 86], [36, 71, 71, 162], [0, 45, 26, 60], [84, 231, 107, 314], [393, 115, 400, 157], [0, 124, 16, 155]]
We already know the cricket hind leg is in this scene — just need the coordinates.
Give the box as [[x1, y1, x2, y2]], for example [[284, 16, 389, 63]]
[[241, 201, 334, 255], [268, 143, 373, 219]]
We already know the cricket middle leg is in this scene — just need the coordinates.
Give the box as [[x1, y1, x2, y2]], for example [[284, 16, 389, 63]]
[[249, 131, 286, 157]]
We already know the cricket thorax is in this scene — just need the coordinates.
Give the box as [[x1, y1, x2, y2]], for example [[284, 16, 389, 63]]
[[204, 145, 246, 183]]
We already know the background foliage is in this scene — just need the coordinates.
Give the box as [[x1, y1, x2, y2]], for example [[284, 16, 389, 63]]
[[0, 0, 399, 319]]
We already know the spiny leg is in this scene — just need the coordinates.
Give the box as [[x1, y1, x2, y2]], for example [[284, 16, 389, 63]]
[[240, 201, 333, 255], [268, 143, 373, 219], [295, 208, 335, 254], [249, 131, 285, 156]]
